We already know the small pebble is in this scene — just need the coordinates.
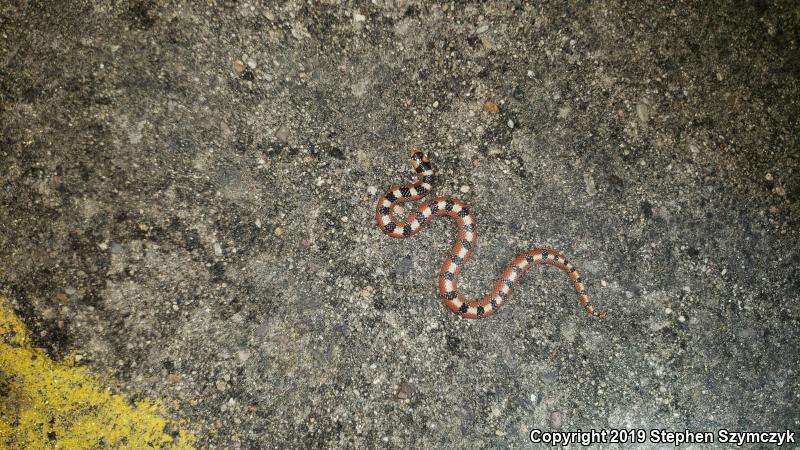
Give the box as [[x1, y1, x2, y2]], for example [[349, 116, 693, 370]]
[[636, 101, 651, 122], [483, 100, 499, 114], [395, 382, 414, 400], [111, 243, 123, 254], [459, 185, 470, 193], [653, 206, 673, 223], [351, 80, 367, 97], [507, 119, 514, 128], [274, 227, 284, 236], [233, 60, 245, 74], [549, 411, 563, 428], [274, 125, 290, 143], [584, 173, 596, 196], [214, 243, 223, 256], [353, 11, 366, 22], [246, 59, 257, 69], [367, 186, 378, 196], [765, 173, 773, 181]]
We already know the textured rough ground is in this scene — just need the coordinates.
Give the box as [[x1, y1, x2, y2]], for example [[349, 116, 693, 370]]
[[1, 1, 798, 448]]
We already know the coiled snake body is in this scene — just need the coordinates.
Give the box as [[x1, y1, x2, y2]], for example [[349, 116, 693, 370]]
[[375, 150, 607, 320]]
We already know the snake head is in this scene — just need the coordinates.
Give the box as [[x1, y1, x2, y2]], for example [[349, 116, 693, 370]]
[[410, 148, 429, 164]]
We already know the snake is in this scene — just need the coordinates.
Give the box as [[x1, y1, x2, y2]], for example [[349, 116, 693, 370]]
[[375, 149, 607, 320]]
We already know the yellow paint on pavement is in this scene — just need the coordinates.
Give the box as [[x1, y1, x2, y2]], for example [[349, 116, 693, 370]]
[[0, 296, 196, 449]]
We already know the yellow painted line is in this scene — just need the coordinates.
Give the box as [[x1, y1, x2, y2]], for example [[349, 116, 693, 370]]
[[0, 296, 196, 449]]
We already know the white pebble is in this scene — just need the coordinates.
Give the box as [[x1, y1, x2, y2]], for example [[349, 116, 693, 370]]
[[507, 119, 514, 128], [636, 102, 651, 122], [367, 186, 378, 195], [459, 185, 470, 193], [213, 243, 223, 256]]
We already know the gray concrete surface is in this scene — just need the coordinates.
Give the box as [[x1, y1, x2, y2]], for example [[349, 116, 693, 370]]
[[1, 1, 798, 448]]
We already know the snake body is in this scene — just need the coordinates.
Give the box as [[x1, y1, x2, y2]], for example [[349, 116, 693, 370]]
[[375, 150, 607, 320]]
